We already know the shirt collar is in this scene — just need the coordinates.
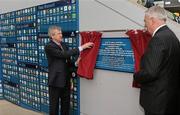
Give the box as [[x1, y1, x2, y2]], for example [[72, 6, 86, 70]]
[[52, 39, 61, 46], [152, 24, 166, 37]]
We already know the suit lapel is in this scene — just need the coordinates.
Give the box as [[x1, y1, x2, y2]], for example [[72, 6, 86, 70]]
[[50, 40, 64, 51]]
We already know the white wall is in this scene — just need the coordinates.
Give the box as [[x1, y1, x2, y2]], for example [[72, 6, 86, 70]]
[[79, 0, 144, 115], [79, 0, 180, 115], [79, 0, 144, 31], [80, 70, 143, 115]]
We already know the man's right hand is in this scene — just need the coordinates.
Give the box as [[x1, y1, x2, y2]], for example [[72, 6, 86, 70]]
[[81, 42, 94, 50]]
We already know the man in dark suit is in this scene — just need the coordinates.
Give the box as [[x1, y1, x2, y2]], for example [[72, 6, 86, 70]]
[[134, 6, 180, 115], [45, 25, 93, 115]]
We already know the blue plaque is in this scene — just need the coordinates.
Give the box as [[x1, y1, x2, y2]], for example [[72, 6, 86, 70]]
[[96, 37, 134, 73]]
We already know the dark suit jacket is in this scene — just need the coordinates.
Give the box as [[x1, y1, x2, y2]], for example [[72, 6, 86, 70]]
[[45, 40, 79, 87], [134, 26, 180, 114]]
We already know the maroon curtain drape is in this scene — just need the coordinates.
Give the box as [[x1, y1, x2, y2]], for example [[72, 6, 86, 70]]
[[126, 30, 151, 88], [77, 31, 102, 79]]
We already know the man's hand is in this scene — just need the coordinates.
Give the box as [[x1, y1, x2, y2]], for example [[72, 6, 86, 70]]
[[75, 57, 81, 67], [81, 42, 94, 50]]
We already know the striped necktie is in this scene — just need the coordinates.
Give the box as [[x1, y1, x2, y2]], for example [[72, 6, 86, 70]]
[[59, 43, 64, 51]]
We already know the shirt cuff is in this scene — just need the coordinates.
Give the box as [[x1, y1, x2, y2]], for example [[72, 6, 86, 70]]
[[74, 61, 78, 67], [78, 46, 83, 52]]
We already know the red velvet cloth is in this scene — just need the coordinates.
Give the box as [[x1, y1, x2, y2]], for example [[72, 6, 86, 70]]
[[77, 31, 102, 79], [126, 30, 151, 88]]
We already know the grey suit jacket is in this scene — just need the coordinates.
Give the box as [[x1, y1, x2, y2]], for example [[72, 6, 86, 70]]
[[134, 26, 180, 114]]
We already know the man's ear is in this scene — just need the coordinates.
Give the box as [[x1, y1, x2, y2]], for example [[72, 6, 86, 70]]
[[151, 17, 156, 24]]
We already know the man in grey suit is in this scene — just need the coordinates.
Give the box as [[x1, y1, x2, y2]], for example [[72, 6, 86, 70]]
[[134, 6, 180, 115], [45, 25, 93, 115]]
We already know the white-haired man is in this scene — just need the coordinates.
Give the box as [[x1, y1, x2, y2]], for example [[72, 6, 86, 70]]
[[134, 6, 180, 115], [45, 25, 93, 115]]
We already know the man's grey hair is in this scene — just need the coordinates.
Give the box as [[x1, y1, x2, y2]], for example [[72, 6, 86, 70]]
[[145, 6, 167, 21], [48, 25, 61, 38]]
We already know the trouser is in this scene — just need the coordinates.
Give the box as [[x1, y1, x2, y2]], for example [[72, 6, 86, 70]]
[[49, 86, 70, 115]]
